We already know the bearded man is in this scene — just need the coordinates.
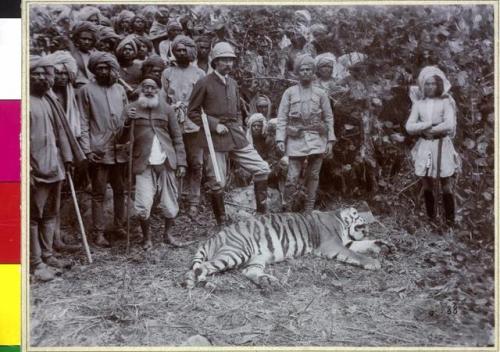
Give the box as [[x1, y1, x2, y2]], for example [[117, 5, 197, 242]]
[[161, 35, 205, 218], [30, 56, 84, 280], [123, 79, 187, 250], [69, 21, 97, 87], [77, 52, 128, 247], [276, 54, 336, 213], [188, 42, 270, 225]]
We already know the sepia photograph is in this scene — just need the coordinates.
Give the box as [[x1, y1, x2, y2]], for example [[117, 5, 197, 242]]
[[27, 1, 495, 348]]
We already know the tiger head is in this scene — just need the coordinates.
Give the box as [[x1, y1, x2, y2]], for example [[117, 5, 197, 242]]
[[339, 207, 367, 241]]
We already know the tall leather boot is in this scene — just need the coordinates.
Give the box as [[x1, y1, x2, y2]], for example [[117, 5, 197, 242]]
[[254, 180, 268, 214], [442, 193, 455, 227], [283, 183, 297, 212], [304, 177, 320, 213], [210, 191, 227, 227], [163, 218, 193, 247], [423, 190, 435, 220], [140, 218, 152, 251]]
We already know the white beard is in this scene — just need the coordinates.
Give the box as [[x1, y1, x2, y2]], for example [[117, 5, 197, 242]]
[[137, 94, 159, 109]]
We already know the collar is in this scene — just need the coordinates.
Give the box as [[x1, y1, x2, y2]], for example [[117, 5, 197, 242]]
[[214, 70, 228, 85]]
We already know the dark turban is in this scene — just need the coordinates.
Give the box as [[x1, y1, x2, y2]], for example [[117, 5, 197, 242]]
[[88, 51, 120, 75], [134, 36, 153, 52], [115, 35, 138, 56], [141, 54, 165, 75], [171, 35, 197, 61], [166, 18, 182, 32], [293, 54, 315, 75], [97, 26, 121, 42], [195, 34, 212, 45], [71, 21, 97, 40]]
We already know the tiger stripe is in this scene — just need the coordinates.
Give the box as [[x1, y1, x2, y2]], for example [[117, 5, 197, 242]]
[[184, 208, 373, 289]]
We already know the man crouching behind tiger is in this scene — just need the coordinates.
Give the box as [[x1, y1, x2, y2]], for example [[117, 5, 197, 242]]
[[122, 79, 188, 250]]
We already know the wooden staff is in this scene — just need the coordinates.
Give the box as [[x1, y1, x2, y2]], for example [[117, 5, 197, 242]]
[[126, 119, 135, 254], [66, 171, 93, 264]]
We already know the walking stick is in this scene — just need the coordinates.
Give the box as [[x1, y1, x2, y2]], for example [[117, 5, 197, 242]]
[[201, 112, 222, 183], [126, 119, 135, 254], [66, 171, 93, 264], [435, 137, 444, 222]]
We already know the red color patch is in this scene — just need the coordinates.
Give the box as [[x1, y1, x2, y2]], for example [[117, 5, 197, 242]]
[[0, 183, 21, 263], [0, 100, 21, 182]]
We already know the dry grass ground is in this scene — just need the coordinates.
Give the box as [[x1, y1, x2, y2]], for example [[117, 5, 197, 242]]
[[30, 190, 494, 348]]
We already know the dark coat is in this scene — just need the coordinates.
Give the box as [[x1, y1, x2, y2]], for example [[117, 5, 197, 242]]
[[187, 72, 249, 152], [124, 99, 187, 175]]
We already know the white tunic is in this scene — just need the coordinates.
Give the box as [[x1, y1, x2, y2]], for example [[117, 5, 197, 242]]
[[405, 97, 461, 178]]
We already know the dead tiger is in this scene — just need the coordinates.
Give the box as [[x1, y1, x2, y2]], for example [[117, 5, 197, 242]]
[[184, 208, 390, 289]]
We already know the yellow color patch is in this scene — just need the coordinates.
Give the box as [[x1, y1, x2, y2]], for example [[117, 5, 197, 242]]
[[0, 265, 21, 345]]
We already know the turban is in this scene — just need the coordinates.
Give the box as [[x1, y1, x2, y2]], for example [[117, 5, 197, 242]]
[[116, 10, 135, 24], [97, 26, 120, 42], [88, 51, 120, 75], [52, 5, 72, 24], [141, 6, 159, 20], [30, 54, 55, 71], [293, 54, 315, 75], [134, 36, 153, 52], [250, 94, 271, 118], [141, 54, 165, 74], [30, 55, 55, 86], [132, 15, 147, 27], [47, 50, 78, 81], [77, 6, 100, 22], [195, 34, 212, 45], [315, 53, 336, 69], [172, 35, 197, 61], [166, 18, 182, 32], [71, 21, 97, 40], [417, 66, 452, 96], [116, 35, 138, 56], [256, 95, 270, 106], [246, 113, 268, 145], [294, 10, 311, 25]]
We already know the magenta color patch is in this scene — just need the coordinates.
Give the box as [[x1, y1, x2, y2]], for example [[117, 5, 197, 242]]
[[0, 100, 21, 182]]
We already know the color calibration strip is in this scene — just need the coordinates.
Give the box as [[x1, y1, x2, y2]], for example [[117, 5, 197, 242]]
[[0, 0, 22, 350]]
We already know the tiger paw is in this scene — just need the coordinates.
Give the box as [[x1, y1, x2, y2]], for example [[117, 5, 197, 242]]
[[255, 274, 280, 289], [374, 240, 395, 255], [364, 259, 381, 270]]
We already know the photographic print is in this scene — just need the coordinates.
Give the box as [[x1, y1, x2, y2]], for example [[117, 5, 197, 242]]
[[26, 1, 496, 349]]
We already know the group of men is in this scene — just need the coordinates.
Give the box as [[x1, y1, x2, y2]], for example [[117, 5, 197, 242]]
[[30, 6, 336, 281]]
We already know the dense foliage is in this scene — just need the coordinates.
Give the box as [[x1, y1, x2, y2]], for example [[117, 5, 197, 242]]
[[30, 4, 495, 239]]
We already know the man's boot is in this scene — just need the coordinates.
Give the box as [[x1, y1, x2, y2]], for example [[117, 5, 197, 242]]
[[33, 263, 55, 282], [442, 193, 455, 227], [163, 218, 193, 247], [283, 183, 297, 212], [304, 177, 320, 213], [210, 191, 227, 227], [53, 217, 81, 253], [254, 180, 268, 214], [94, 232, 111, 248], [423, 190, 435, 220], [140, 218, 152, 251]]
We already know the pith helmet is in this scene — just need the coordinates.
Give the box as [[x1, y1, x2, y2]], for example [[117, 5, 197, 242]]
[[211, 42, 236, 61]]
